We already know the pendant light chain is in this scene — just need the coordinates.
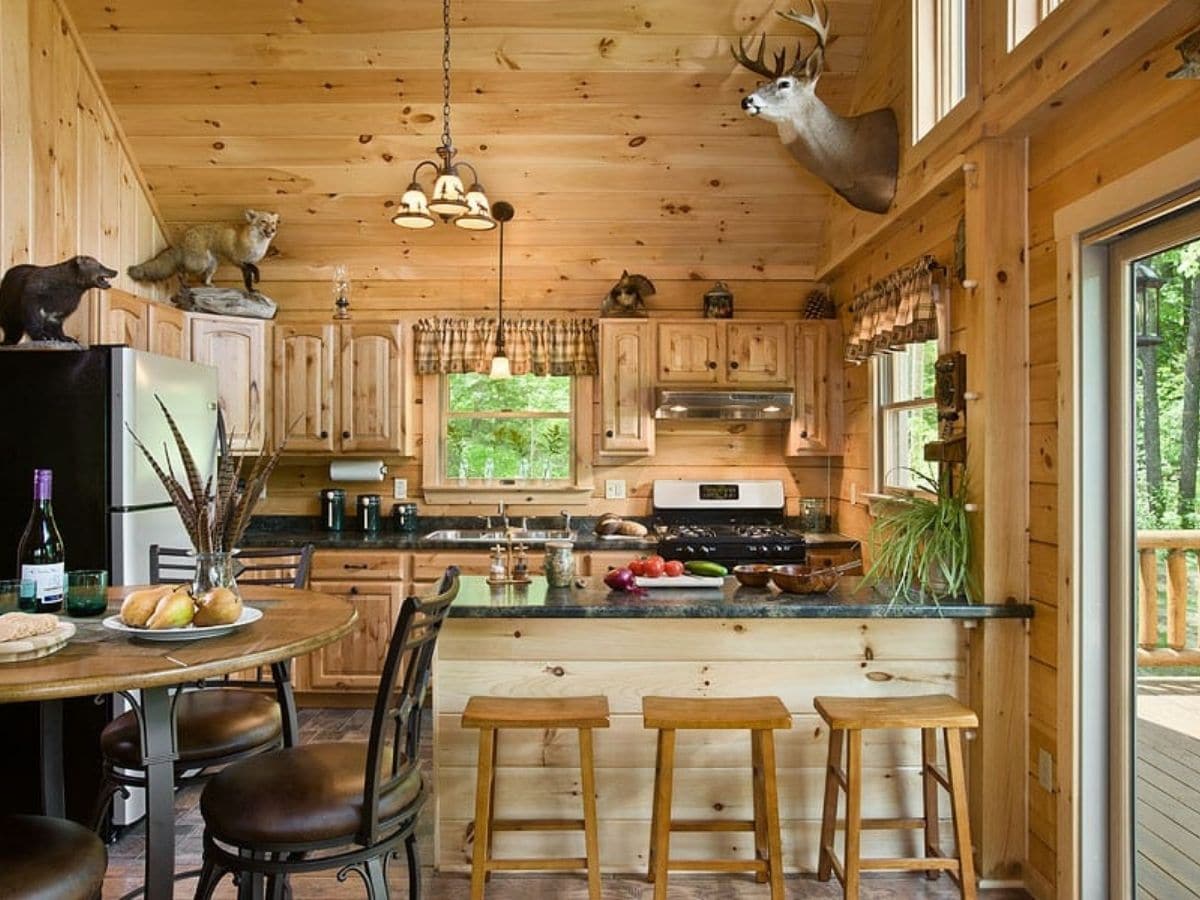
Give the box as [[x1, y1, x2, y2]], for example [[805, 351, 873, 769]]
[[440, 0, 453, 151]]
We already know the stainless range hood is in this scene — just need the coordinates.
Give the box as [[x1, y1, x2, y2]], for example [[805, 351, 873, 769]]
[[654, 389, 794, 421]]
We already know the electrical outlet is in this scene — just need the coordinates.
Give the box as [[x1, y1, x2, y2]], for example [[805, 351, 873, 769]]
[[393, 478, 408, 500], [1038, 749, 1054, 791], [605, 479, 626, 500]]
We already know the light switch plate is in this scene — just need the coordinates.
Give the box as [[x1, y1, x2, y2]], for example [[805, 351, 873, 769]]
[[605, 479, 626, 500], [1038, 749, 1053, 791], [393, 478, 408, 499]]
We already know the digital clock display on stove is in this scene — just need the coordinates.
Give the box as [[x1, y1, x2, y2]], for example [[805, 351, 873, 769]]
[[698, 484, 739, 501]]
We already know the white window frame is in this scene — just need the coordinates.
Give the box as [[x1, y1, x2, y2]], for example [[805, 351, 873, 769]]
[[1008, 0, 1065, 50], [912, 0, 968, 144], [872, 341, 940, 496]]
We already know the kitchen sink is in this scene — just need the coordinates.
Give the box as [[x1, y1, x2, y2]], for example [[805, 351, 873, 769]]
[[423, 528, 577, 545]]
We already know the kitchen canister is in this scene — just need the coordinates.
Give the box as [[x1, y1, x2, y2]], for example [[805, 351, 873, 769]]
[[357, 494, 381, 533], [392, 502, 419, 533], [544, 540, 576, 588], [320, 488, 346, 532]]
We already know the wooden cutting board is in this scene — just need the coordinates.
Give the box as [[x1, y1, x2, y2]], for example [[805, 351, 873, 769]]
[[0, 621, 76, 663]]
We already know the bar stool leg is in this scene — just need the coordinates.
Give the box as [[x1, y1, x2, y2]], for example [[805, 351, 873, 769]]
[[922, 726, 941, 880], [757, 729, 786, 900], [649, 728, 676, 899], [843, 729, 863, 898], [817, 726, 844, 882], [470, 728, 497, 900], [944, 727, 978, 900], [485, 730, 500, 882], [578, 727, 602, 900], [750, 730, 768, 884]]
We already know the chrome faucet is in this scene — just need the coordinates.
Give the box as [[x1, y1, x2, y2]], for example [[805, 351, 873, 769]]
[[497, 501, 510, 531], [560, 509, 573, 533]]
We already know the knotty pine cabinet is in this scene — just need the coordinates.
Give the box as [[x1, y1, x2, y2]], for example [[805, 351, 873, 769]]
[[273, 321, 414, 455], [598, 319, 655, 456], [190, 314, 270, 455], [147, 302, 187, 358], [656, 320, 791, 386], [786, 320, 843, 456], [96, 289, 149, 350]]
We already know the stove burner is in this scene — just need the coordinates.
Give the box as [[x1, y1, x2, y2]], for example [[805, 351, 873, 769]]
[[666, 524, 796, 541]]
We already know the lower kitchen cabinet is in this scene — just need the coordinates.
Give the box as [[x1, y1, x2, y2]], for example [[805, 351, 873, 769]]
[[806, 545, 862, 573], [302, 580, 406, 692], [583, 551, 637, 575]]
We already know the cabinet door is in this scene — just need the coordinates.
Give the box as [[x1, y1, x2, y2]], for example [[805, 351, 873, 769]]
[[190, 315, 269, 454], [305, 580, 405, 692], [657, 321, 720, 383], [725, 321, 791, 385], [97, 290, 148, 350], [147, 303, 187, 359], [788, 321, 843, 455], [599, 320, 655, 455], [274, 323, 336, 452], [340, 322, 412, 454]]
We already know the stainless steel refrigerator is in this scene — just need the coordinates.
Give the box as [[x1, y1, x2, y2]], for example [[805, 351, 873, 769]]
[[0, 345, 218, 825]]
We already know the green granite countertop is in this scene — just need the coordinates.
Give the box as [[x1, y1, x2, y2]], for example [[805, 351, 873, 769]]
[[445, 575, 1031, 619]]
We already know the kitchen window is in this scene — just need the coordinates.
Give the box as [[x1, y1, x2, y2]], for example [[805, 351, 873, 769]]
[[912, 0, 967, 143], [874, 339, 939, 492]]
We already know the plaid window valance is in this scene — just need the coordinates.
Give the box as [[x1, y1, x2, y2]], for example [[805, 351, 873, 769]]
[[845, 256, 941, 363], [413, 317, 598, 376]]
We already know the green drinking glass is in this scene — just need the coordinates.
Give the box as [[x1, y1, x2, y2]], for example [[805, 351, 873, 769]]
[[66, 570, 109, 618]]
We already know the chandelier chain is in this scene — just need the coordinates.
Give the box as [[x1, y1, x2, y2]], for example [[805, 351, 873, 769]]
[[440, 0, 453, 150]]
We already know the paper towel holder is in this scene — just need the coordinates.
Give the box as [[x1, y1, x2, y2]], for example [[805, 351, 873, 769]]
[[329, 459, 389, 482]]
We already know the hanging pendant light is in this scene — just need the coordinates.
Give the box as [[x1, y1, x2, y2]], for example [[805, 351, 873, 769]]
[[392, 0, 496, 231], [489, 202, 515, 379]]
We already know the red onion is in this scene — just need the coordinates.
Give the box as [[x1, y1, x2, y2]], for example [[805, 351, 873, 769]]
[[604, 567, 643, 593]]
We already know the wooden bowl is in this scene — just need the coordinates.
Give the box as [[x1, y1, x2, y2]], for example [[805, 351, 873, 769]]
[[769, 564, 840, 595], [732, 564, 774, 588]]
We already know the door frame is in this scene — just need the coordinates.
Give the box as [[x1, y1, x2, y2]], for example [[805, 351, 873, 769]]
[[1053, 135, 1200, 900]]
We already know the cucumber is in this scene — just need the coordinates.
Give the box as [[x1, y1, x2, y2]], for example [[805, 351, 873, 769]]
[[684, 560, 728, 577]]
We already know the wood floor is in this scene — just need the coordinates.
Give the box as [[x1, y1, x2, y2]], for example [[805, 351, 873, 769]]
[[1137, 679, 1200, 899], [101, 708, 1028, 899]]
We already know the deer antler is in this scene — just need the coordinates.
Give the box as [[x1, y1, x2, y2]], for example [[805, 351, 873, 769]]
[[730, 32, 791, 81], [778, 0, 829, 77]]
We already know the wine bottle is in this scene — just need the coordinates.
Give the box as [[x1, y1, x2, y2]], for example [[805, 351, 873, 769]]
[[17, 468, 65, 613]]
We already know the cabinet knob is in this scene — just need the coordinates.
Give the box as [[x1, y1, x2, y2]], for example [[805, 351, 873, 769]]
[[342, 430, 351, 439], [800, 430, 808, 439], [320, 430, 328, 439], [349, 586, 359, 595], [729, 360, 739, 370], [707, 360, 717, 370], [605, 429, 614, 438]]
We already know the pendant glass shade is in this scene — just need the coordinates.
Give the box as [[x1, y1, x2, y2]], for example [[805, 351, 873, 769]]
[[428, 171, 468, 216], [489, 350, 511, 379], [454, 184, 497, 230], [392, 184, 436, 229]]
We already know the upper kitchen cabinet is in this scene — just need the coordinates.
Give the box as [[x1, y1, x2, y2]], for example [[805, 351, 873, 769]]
[[787, 320, 843, 456], [656, 320, 791, 386], [147, 302, 187, 359], [190, 314, 270, 454], [96, 289, 149, 351], [273, 321, 414, 456], [599, 319, 655, 456]]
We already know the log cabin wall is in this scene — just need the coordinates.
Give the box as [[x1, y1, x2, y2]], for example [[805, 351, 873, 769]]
[[0, 0, 167, 325], [823, 2, 1200, 898]]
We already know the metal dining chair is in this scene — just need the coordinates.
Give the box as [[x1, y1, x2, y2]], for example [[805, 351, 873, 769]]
[[194, 567, 460, 900], [93, 544, 315, 833]]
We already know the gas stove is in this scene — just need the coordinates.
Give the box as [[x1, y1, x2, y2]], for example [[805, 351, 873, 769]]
[[652, 480, 807, 567]]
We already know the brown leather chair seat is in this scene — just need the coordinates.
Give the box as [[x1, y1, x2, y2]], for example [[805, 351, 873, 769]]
[[0, 814, 106, 900], [101, 688, 283, 768], [200, 742, 423, 846]]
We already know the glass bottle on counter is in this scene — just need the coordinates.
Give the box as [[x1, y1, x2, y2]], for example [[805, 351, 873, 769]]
[[489, 545, 507, 582], [17, 468, 65, 613], [513, 545, 529, 581]]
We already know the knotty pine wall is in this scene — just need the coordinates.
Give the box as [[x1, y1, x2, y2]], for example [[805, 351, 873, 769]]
[[822, 2, 1200, 897], [0, 0, 166, 320]]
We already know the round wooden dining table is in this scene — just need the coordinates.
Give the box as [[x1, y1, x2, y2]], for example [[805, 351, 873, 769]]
[[0, 585, 357, 900]]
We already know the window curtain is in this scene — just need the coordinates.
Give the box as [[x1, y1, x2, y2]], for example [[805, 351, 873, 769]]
[[844, 255, 942, 363], [413, 317, 598, 376]]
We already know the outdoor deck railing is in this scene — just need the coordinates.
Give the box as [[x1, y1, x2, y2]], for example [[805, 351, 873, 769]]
[[1137, 530, 1200, 667]]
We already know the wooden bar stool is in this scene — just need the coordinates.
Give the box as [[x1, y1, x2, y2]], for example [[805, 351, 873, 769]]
[[462, 695, 610, 900], [642, 696, 792, 900], [814, 694, 979, 899]]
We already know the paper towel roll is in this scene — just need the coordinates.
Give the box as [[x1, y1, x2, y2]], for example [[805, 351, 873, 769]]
[[329, 459, 388, 482]]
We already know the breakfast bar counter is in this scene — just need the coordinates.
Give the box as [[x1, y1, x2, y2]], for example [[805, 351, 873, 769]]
[[432, 576, 1030, 881]]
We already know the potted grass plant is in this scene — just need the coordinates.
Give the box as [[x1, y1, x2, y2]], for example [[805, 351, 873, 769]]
[[863, 468, 974, 605]]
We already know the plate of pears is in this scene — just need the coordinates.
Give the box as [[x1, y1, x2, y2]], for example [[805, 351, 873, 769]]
[[103, 585, 261, 641]]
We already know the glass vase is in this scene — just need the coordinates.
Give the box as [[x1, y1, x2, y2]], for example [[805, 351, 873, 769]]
[[192, 551, 240, 598]]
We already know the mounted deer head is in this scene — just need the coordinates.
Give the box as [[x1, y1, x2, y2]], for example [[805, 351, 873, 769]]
[[733, 1, 899, 214]]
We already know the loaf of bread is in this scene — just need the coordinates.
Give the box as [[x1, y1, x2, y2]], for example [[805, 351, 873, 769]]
[[0, 612, 59, 643]]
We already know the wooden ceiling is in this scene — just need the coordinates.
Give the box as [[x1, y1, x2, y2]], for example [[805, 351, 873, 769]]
[[62, 0, 876, 289]]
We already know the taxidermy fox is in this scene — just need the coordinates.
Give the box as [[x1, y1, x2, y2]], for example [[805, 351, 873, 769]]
[[128, 209, 280, 293]]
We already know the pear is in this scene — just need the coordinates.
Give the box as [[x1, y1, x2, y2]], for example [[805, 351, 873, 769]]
[[193, 587, 242, 627], [120, 586, 173, 628], [145, 587, 196, 630]]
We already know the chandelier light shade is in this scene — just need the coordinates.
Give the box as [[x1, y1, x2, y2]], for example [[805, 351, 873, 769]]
[[392, 0, 496, 232], [489, 201, 515, 379]]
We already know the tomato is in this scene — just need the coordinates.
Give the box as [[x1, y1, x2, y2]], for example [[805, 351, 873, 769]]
[[642, 557, 666, 578], [646, 554, 665, 567], [628, 559, 647, 576], [663, 560, 684, 577]]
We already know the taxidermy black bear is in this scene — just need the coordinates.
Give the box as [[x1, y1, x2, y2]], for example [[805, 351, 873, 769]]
[[0, 256, 117, 345], [600, 270, 655, 317]]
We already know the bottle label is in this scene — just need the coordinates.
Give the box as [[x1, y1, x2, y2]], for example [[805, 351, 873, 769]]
[[20, 563, 64, 610]]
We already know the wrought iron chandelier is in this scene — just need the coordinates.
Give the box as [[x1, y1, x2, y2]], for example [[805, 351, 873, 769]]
[[392, 0, 496, 231]]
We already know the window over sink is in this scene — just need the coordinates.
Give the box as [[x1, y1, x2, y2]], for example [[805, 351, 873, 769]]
[[873, 339, 939, 493]]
